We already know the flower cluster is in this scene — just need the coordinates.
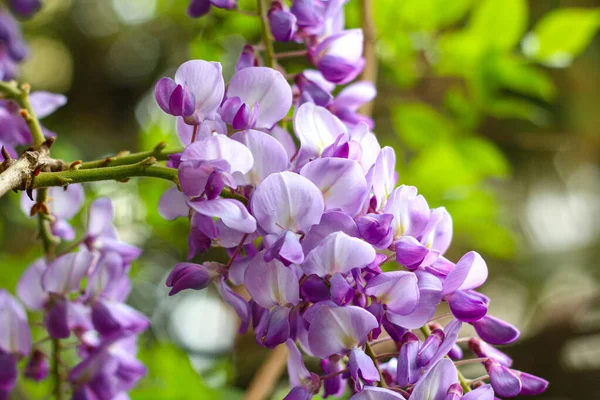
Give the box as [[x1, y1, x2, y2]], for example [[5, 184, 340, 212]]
[[153, 2, 548, 397], [0, 193, 149, 399]]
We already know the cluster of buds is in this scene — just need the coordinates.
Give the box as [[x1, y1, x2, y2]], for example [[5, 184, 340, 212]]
[[0, 194, 149, 399], [152, 2, 549, 398]]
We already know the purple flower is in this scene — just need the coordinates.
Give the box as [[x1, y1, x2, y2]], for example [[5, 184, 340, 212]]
[[9, 0, 41, 18], [231, 129, 289, 186], [484, 358, 522, 397], [166, 262, 224, 296], [222, 67, 292, 130], [155, 60, 224, 124], [396, 332, 419, 386], [236, 45, 257, 71], [187, 0, 236, 18], [472, 315, 520, 345], [309, 29, 365, 84], [411, 358, 458, 400], [357, 213, 394, 249], [328, 81, 377, 129], [269, 2, 298, 42], [365, 272, 419, 315], [0, 351, 18, 399], [0, 290, 31, 357], [24, 349, 48, 381], [350, 387, 407, 399], [285, 339, 320, 397]]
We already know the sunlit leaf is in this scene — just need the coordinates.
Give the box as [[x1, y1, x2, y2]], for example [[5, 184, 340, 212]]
[[469, 0, 528, 50], [392, 103, 456, 150]]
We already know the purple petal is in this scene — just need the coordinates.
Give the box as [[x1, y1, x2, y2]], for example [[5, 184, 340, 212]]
[[516, 371, 548, 395], [384, 185, 430, 239], [416, 329, 444, 368], [17, 258, 47, 310], [302, 210, 358, 254], [329, 272, 353, 306], [411, 358, 458, 400], [244, 255, 300, 309], [45, 298, 70, 339], [349, 347, 380, 390], [259, 306, 291, 348], [158, 186, 189, 220], [264, 230, 305, 265], [386, 272, 443, 329], [293, 102, 347, 161], [395, 236, 437, 269], [270, 125, 297, 158], [350, 387, 407, 400], [300, 158, 368, 216], [87, 198, 115, 238], [188, 198, 256, 233], [91, 301, 149, 337], [356, 213, 394, 250], [270, 10, 298, 42], [154, 77, 178, 114], [232, 129, 289, 186], [484, 358, 521, 397], [181, 134, 254, 176], [302, 231, 376, 277], [322, 357, 346, 397], [0, 352, 17, 393], [442, 252, 488, 296], [447, 290, 488, 323], [227, 67, 292, 129], [85, 252, 125, 301], [236, 45, 256, 71], [216, 277, 250, 333], [397, 332, 420, 386], [472, 315, 520, 345], [365, 271, 419, 315], [251, 171, 324, 234], [332, 81, 376, 111], [370, 147, 397, 210], [468, 337, 512, 367], [175, 60, 224, 123], [307, 305, 378, 358], [43, 249, 94, 295], [28, 91, 67, 119], [176, 116, 226, 145], [0, 290, 32, 355], [419, 207, 453, 255], [462, 384, 495, 400], [286, 339, 312, 388], [424, 319, 462, 372], [187, 0, 211, 17]]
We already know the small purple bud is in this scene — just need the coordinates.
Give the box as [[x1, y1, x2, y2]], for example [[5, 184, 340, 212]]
[[9, 0, 41, 18], [357, 213, 394, 249], [417, 328, 444, 367], [290, 0, 320, 27], [484, 358, 522, 397], [24, 349, 49, 381], [187, 0, 211, 17], [468, 337, 512, 367], [257, 306, 291, 348], [154, 78, 196, 118], [348, 347, 380, 391], [330, 273, 353, 306], [448, 344, 463, 360], [514, 371, 549, 395], [166, 262, 223, 296], [447, 290, 488, 323], [45, 297, 70, 339], [0, 352, 17, 395], [445, 383, 463, 400], [300, 275, 330, 303], [236, 45, 257, 71], [472, 315, 520, 345], [397, 331, 420, 387], [269, 9, 297, 42], [321, 357, 346, 397], [210, 0, 236, 10], [205, 170, 226, 200], [294, 73, 332, 107]]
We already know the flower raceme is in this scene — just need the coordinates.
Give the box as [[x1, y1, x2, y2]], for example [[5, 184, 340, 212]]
[[154, 55, 547, 398]]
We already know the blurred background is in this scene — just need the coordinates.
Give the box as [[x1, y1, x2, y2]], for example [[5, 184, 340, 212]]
[[0, 0, 599, 398]]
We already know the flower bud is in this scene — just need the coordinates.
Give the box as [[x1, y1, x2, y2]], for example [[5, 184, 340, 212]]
[[154, 78, 196, 118], [484, 358, 522, 397], [269, 3, 297, 42], [445, 383, 463, 400], [447, 290, 488, 323], [468, 337, 512, 367], [24, 349, 48, 381], [513, 370, 549, 395], [472, 315, 520, 345], [397, 332, 420, 386], [417, 328, 444, 367], [357, 213, 394, 249], [236, 45, 257, 71], [166, 262, 223, 296]]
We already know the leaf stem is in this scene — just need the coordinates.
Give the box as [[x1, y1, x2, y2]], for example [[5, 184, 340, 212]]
[[256, 0, 276, 68], [79, 143, 180, 169]]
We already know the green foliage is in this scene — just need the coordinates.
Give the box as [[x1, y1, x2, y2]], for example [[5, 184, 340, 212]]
[[468, 0, 528, 50], [523, 8, 600, 67], [130, 344, 243, 400]]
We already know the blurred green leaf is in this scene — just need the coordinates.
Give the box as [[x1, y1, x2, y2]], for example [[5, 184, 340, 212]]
[[489, 55, 556, 101], [392, 103, 456, 150], [522, 8, 600, 67], [469, 0, 528, 50], [130, 343, 243, 400], [396, 0, 473, 30], [458, 137, 510, 179], [487, 97, 549, 125]]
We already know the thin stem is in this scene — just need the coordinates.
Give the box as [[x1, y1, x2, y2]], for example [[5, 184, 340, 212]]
[[428, 312, 453, 323], [51, 338, 64, 400], [225, 234, 249, 269], [469, 374, 490, 386], [20, 84, 46, 146], [420, 325, 471, 393], [320, 368, 348, 381], [32, 158, 180, 188], [375, 352, 398, 360], [275, 49, 307, 59], [364, 342, 387, 388], [369, 335, 395, 347], [79, 143, 180, 169], [453, 358, 488, 367], [191, 125, 199, 144], [256, 0, 276, 68]]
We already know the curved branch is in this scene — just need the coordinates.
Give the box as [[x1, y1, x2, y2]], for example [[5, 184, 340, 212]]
[[79, 142, 181, 169], [359, 0, 378, 117]]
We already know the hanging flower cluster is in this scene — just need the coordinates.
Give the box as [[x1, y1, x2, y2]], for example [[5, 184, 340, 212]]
[[154, 2, 549, 399], [0, 193, 149, 399]]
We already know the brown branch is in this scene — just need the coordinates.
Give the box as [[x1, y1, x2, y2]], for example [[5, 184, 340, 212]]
[[0, 138, 65, 198], [359, 0, 378, 117], [244, 344, 288, 400]]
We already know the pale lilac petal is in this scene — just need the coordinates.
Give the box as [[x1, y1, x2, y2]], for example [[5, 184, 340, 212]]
[[216, 277, 250, 333], [0, 290, 31, 355], [88, 198, 115, 238], [395, 236, 436, 269], [42, 249, 94, 295], [92, 301, 149, 337], [472, 315, 520, 345], [442, 252, 488, 296], [302, 231, 376, 277], [332, 81, 376, 111], [349, 347, 380, 389], [174, 60, 225, 122], [462, 384, 494, 400], [424, 319, 462, 372], [270, 125, 297, 159], [85, 252, 125, 301], [244, 255, 300, 309], [155, 77, 178, 114], [158, 186, 189, 220], [181, 134, 254, 176], [386, 273, 443, 329], [365, 271, 419, 315], [302, 210, 358, 254], [420, 207, 453, 255], [264, 230, 304, 265], [371, 147, 397, 210], [411, 358, 458, 400], [286, 339, 311, 388], [384, 185, 430, 239], [300, 158, 368, 216], [251, 171, 324, 234], [29, 91, 67, 119], [232, 129, 289, 186], [176, 116, 226, 145], [47, 185, 85, 220], [293, 102, 347, 160], [307, 305, 378, 358], [188, 198, 256, 233], [17, 258, 47, 310], [397, 332, 420, 386], [350, 387, 407, 400], [227, 67, 292, 129]]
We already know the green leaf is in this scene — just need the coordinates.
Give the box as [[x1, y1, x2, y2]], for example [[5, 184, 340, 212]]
[[489, 55, 556, 101], [395, 0, 474, 30], [469, 0, 528, 50], [392, 103, 456, 150], [522, 8, 600, 67], [457, 137, 510, 179], [487, 97, 549, 125]]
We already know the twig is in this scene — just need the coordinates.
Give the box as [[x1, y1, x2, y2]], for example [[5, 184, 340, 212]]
[[79, 142, 179, 169], [244, 344, 289, 400], [256, 0, 276, 68], [359, 0, 378, 117]]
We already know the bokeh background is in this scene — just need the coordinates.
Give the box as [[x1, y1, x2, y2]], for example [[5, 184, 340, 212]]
[[1, 0, 599, 399]]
